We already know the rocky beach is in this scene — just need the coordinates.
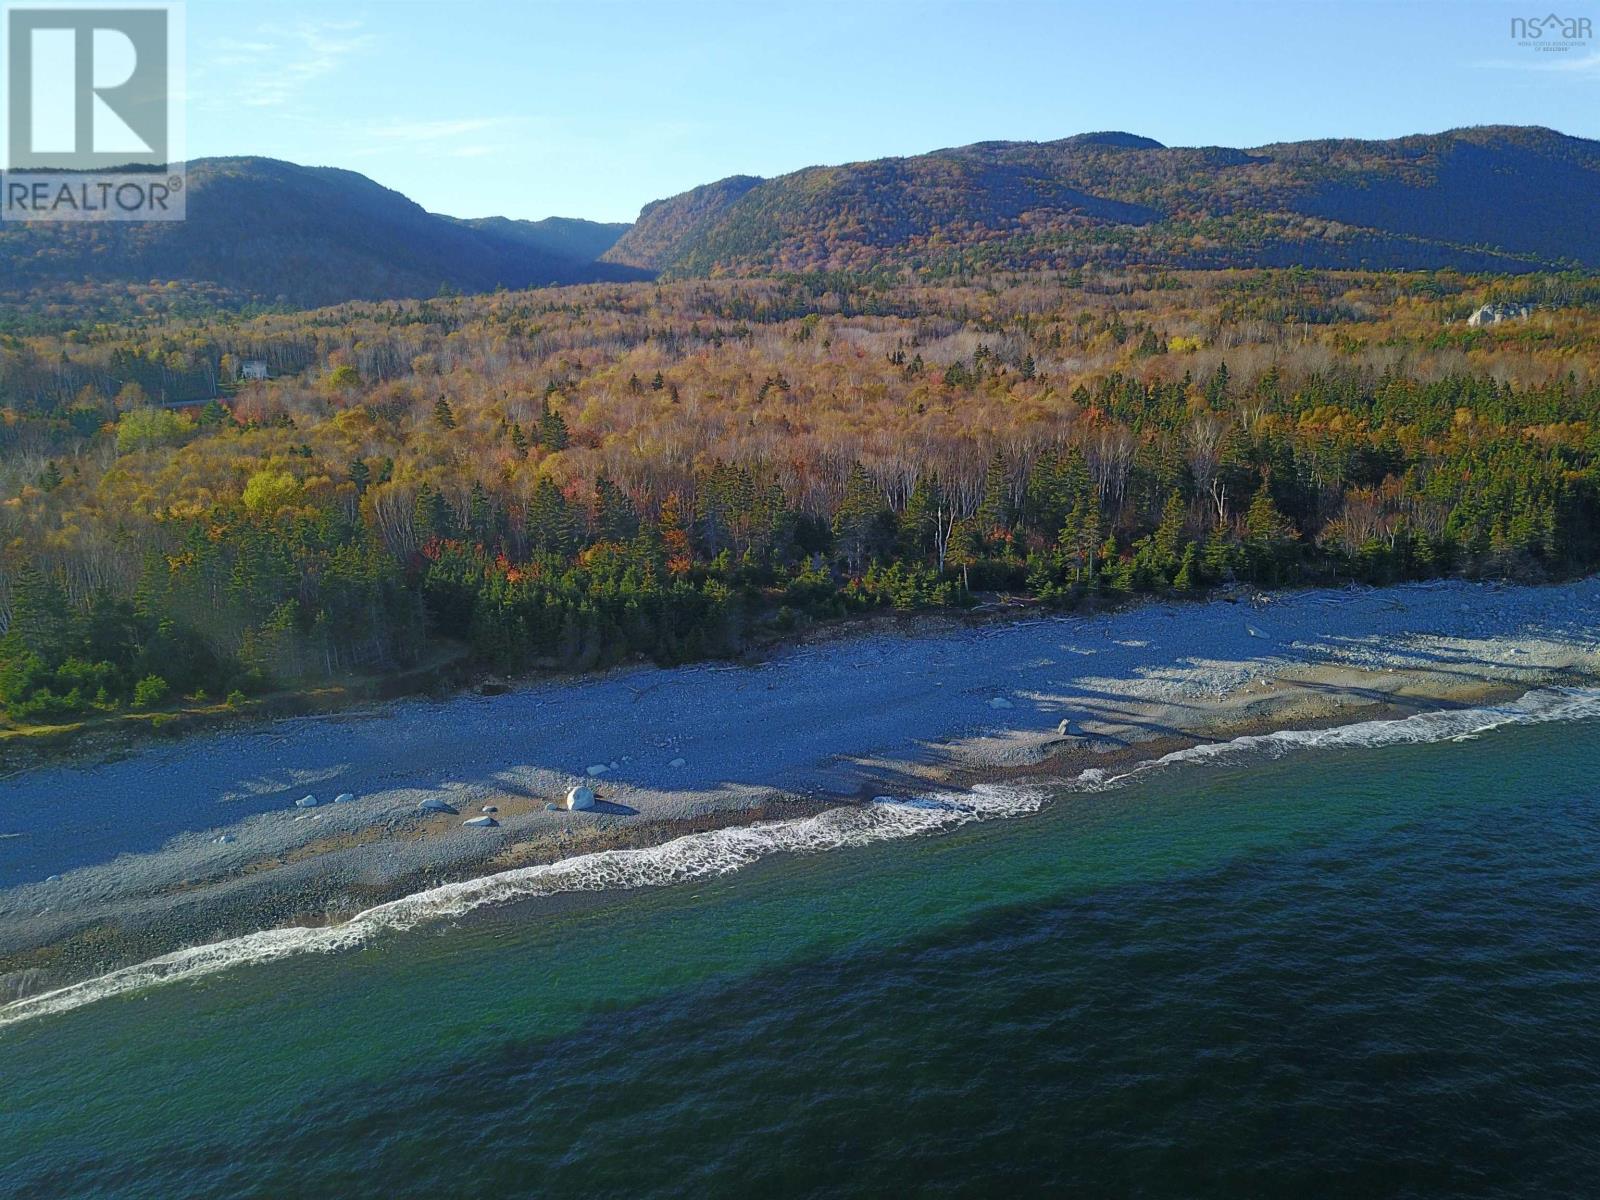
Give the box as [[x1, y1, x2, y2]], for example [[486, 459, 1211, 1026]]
[[3, 576, 1599, 1018]]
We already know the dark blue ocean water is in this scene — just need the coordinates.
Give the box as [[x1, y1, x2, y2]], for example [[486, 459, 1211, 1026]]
[[3, 705, 1599, 1198]]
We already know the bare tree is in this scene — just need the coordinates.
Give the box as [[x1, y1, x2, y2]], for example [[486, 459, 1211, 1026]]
[[933, 501, 958, 573], [370, 482, 418, 559], [1185, 411, 1230, 501], [1084, 424, 1135, 507]]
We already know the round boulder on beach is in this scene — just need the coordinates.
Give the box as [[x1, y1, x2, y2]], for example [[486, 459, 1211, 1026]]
[[566, 785, 596, 812]]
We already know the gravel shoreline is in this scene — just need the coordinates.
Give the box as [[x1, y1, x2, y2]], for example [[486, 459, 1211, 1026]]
[[3, 577, 1598, 1002]]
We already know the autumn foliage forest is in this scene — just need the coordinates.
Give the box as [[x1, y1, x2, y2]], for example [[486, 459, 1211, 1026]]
[[2, 267, 1598, 723]]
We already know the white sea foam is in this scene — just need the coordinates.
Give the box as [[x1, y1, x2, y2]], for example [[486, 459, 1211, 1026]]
[[1070, 686, 1600, 790], [6, 686, 1598, 1032], [0, 785, 1042, 1031]]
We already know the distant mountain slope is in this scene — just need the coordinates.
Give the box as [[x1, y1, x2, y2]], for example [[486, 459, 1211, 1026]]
[[0, 158, 648, 307], [453, 214, 629, 263], [604, 126, 1600, 277], [601, 175, 762, 271]]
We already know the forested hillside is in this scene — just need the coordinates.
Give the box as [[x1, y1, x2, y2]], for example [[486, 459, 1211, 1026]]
[[604, 126, 1600, 277], [604, 175, 763, 271], [452, 215, 630, 263], [0, 159, 647, 309], [3, 267, 1599, 724], [10, 125, 1595, 319]]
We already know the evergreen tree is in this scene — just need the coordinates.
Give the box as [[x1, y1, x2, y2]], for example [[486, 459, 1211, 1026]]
[[595, 476, 640, 543], [833, 464, 896, 572], [1151, 491, 1187, 579], [414, 482, 455, 543], [977, 451, 1012, 535], [901, 473, 943, 561], [467, 481, 496, 545], [1208, 525, 1243, 582], [1206, 361, 1231, 408], [1243, 486, 1297, 584], [1173, 542, 1201, 590], [1058, 495, 1103, 584], [537, 396, 570, 450], [527, 478, 574, 554]]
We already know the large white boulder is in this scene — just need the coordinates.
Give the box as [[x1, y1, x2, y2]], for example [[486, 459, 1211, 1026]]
[[463, 815, 498, 828], [294, 795, 318, 808], [566, 785, 596, 811], [1467, 301, 1533, 328]]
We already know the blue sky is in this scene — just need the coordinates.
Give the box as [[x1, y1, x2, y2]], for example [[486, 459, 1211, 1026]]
[[185, 0, 1600, 222]]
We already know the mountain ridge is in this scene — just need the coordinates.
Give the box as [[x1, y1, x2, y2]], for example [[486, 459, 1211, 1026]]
[[5, 127, 1597, 310], [450, 214, 630, 263], [602, 125, 1600, 277], [0, 157, 647, 308]]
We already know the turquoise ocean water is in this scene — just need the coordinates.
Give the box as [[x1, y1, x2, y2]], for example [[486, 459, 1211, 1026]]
[[3, 692, 1599, 1198]]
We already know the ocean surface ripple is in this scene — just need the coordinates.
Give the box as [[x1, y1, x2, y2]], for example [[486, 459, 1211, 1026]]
[[4, 695, 1600, 1197]]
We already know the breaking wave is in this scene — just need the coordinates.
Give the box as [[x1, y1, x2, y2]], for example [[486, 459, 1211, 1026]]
[[6, 686, 1599, 1032], [0, 785, 1042, 1031], [1071, 686, 1600, 789]]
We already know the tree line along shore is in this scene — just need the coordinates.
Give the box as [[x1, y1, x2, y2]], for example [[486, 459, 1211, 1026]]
[[2, 268, 1598, 728]]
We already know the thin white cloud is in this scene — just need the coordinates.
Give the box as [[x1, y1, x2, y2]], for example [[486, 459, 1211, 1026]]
[[1474, 51, 1600, 74], [1542, 50, 1600, 72], [210, 38, 276, 68], [367, 118, 510, 142], [340, 117, 523, 161], [196, 19, 376, 109]]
